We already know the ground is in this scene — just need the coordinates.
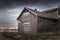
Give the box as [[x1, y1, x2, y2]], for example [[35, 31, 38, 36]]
[[0, 32, 60, 40]]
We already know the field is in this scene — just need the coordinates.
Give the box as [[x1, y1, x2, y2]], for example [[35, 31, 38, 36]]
[[0, 32, 60, 40]]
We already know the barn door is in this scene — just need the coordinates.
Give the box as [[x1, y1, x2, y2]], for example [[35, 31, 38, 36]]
[[53, 20, 58, 32]]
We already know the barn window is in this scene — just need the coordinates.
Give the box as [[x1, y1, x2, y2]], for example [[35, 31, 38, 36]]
[[23, 22, 30, 24], [23, 22, 30, 26], [23, 12, 30, 17]]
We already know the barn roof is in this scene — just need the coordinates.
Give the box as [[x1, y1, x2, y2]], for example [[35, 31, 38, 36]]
[[17, 7, 59, 20]]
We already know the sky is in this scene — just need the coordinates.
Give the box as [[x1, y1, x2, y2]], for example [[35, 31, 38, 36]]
[[0, 0, 60, 29]]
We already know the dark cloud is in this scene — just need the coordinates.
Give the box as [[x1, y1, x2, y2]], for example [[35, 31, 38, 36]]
[[0, 0, 60, 9], [0, 0, 60, 27]]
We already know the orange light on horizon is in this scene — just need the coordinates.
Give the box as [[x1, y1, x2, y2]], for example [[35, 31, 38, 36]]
[[0, 25, 18, 29]]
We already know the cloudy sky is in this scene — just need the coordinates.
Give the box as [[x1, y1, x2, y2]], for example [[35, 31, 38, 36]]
[[0, 0, 60, 29]]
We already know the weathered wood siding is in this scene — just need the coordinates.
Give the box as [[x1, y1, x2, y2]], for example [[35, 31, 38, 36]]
[[37, 10, 59, 33], [18, 10, 29, 32], [18, 16, 23, 32], [30, 13, 37, 33], [18, 8, 60, 33], [58, 19, 60, 31], [37, 17, 58, 32]]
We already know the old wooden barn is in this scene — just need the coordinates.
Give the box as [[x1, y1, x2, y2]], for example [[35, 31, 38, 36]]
[[17, 7, 60, 33]]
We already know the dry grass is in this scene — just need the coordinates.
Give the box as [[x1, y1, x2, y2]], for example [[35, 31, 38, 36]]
[[0, 32, 60, 40]]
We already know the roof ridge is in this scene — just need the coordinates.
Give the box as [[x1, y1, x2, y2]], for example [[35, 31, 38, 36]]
[[17, 7, 59, 20], [26, 7, 41, 13], [41, 7, 59, 13]]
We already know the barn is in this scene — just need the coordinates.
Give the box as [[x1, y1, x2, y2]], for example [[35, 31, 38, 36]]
[[17, 7, 60, 33]]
